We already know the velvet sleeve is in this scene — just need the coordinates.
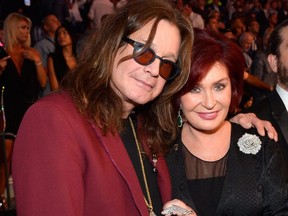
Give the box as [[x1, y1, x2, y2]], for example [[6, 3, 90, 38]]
[[12, 98, 85, 216]]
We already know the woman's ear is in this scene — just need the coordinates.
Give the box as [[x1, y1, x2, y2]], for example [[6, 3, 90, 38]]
[[267, 54, 278, 73]]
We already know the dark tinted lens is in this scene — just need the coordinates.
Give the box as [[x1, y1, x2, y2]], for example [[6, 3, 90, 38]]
[[134, 48, 155, 65], [159, 61, 173, 80], [127, 38, 180, 80], [160, 60, 179, 80]]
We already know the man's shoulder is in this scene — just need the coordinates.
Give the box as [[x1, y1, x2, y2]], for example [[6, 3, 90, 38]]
[[34, 37, 54, 48], [247, 91, 284, 119]]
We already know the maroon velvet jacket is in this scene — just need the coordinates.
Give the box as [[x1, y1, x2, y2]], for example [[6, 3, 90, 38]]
[[12, 91, 171, 216]]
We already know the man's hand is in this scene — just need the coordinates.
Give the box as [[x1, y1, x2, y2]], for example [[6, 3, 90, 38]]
[[230, 113, 278, 141]]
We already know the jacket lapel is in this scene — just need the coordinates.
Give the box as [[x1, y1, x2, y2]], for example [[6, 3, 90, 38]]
[[155, 155, 172, 204], [269, 92, 288, 145], [91, 123, 148, 215], [273, 110, 288, 145]]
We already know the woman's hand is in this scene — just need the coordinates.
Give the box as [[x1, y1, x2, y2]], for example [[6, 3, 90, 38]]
[[162, 199, 196, 216], [23, 47, 41, 63], [23, 47, 47, 87], [0, 56, 10, 75], [230, 113, 278, 141]]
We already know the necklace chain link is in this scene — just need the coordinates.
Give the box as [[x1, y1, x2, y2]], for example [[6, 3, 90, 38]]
[[129, 117, 154, 214]]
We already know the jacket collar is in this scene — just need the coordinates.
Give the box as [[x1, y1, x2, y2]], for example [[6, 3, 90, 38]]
[[91, 122, 171, 215]]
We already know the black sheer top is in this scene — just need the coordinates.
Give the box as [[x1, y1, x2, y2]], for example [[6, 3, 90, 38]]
[[183, 145, 227, 216]]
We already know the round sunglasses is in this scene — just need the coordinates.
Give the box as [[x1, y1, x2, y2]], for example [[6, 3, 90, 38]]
[[122, 37, 180, 80]]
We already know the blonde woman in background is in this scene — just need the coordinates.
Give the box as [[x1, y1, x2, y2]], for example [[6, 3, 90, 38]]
[[0, 13, 46, 209]]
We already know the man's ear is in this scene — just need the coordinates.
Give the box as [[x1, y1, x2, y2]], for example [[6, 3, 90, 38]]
[[267, 54, 278, 73]]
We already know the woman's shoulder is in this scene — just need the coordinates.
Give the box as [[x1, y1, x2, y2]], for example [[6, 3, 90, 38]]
[[231, 122, 272, 143], [230, 122, 281, 158], [229, 123, 288, 182]]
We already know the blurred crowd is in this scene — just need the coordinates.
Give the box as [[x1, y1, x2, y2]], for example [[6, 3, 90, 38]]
[[176, 0, 285, 110], [1, 0, 285, 107]]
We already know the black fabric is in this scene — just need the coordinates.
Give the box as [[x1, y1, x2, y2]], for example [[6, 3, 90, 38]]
[[49, 53, 69, 83], [183, 145, 227, 216], [120, 116, 162, 215], [166, 123, 288, 215], [44, 36, 55, 46], [165, 138, 198, 213], [188, 176, 225, 216], [183, 145, 228, 180], [0, 58, 40, 134], [0, 209, 17, 216]]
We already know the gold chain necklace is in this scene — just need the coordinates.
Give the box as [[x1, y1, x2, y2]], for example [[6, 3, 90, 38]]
[[129, 117, 156, 216]]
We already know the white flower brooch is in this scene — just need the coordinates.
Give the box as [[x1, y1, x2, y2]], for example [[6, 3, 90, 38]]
[[237, 133, 262, 155]]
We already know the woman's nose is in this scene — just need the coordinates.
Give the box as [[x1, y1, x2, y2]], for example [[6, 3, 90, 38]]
[[203, 91, 216, 109]]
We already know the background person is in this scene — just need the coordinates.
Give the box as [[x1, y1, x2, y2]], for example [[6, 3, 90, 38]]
[[34, 14, 61, 97], [0, 12, 46, 211], [47, 24, 78, 91], [182, 2, 205, 29], [87, 0, 119, 31], [0, 54, 10, 211], [247, 19, 288, 162], [249, 25, 276, 103]]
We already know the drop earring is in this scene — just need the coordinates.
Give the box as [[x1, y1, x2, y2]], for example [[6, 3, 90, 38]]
[[177, 107, 183, 128]]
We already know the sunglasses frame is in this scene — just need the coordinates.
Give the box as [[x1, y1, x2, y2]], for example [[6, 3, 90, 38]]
[[122, 37, 180, 80]]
